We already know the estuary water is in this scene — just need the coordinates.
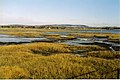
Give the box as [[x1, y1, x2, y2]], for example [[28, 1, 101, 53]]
[[45, 29, 120, 35], [0, 30, 120, 51], [0, 29, 120, 47], [79, 30, 120, 34], [0, 34, 46, 43]]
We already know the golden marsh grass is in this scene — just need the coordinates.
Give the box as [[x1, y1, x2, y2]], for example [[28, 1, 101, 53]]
[[0, 28, 120, 78], [0, 42, 119, 78]]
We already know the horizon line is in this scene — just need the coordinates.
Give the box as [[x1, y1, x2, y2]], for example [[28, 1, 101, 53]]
[[0, 23, 119, 27]]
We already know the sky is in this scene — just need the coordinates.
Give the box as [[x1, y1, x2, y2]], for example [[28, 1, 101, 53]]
[[0, 0, 120, 27]]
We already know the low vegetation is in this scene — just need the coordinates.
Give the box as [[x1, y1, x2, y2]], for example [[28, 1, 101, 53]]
[[0, 28, 120, 79], [70, 32, 120, 41], [0, 42, 119, 79], [0, 28, 70, 37], [86, 51, 120, 59]]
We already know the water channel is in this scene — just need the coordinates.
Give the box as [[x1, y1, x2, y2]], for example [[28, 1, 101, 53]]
[[0, 29, 120, 51]]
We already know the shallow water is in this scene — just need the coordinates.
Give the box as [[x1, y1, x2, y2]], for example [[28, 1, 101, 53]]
[[62, 38, 94, 46], [0, 34, 15, 38], [0, 34, 47, 43], [45, 30, 120, 35], [79, 30, 120, 34], [0, 34, 119, 51]]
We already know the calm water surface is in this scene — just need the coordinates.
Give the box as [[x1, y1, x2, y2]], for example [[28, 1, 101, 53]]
[[0, 29, 120, 44], [0, 34, 46, 43], [45, 30, 120, 35]]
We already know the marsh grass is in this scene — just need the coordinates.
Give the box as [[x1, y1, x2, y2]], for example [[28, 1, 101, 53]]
[[0, 28, 120, 79], [86, 51, 120, 59], [0, 42, 119, 79], [0, 28, 119, 40], [70, 32, 120, 40]]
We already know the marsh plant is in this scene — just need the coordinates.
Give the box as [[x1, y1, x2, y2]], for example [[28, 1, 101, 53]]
[[0, 42, 119, 79]]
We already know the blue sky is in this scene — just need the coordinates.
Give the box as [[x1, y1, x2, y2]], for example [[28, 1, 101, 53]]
[[0, 0, 120, 26]]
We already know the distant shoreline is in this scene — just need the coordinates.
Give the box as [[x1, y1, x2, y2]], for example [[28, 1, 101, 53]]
[[0, 24, 120, 30]]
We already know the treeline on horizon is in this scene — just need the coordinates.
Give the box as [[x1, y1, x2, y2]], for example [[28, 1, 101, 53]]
[[0, 24, 119, 29]]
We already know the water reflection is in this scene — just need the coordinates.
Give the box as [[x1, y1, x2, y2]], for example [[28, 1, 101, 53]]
[[0, 34, 46, 43], [45, 30, 120, 35]]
